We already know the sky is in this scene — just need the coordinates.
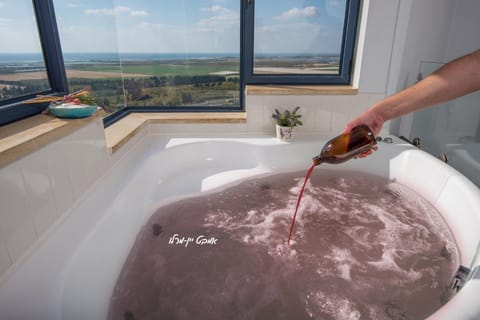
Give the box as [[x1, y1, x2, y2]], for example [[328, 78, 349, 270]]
[[0, 0, 346, 54]]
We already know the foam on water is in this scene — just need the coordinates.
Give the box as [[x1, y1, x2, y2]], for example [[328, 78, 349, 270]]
[[108, 170, 459, 320]]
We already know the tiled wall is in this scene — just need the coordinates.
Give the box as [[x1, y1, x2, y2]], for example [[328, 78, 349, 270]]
[[245, 93, 386, 134], [0, 118, 111, 278], [148, 93, 386, 136]]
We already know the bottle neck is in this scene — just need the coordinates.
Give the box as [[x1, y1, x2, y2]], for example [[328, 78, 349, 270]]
[[312, 155, 323, 166]]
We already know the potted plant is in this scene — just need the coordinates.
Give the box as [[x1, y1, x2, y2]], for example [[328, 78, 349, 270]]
[[272, 106, 303, 141]]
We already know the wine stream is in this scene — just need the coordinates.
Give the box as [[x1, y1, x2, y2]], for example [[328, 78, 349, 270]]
[[287, 163, 316, 244]]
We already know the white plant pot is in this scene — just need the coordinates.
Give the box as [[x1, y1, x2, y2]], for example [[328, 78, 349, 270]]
[[275, 124, 295, 141]]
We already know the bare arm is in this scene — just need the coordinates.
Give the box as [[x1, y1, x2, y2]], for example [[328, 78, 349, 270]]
[[345, 49, 480, 134]]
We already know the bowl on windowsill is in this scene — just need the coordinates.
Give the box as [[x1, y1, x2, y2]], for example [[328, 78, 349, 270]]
[[48, 103, 98, 119]]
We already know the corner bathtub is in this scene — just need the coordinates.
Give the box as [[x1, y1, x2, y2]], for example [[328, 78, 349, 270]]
[[1, 134, 480, 320]]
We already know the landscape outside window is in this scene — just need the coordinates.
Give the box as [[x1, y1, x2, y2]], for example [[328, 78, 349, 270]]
[[54, 0, 125, 113], [0, 0, 50, 102], [254, 0, 347, 75], [55, 0, 241, 113]]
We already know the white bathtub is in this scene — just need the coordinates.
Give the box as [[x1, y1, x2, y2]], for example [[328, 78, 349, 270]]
[[1, 133, 480, 320]]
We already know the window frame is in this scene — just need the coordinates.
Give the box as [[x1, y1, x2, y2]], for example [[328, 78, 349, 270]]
[[0, 0, 68, 126], [242, 0, 360, 85]]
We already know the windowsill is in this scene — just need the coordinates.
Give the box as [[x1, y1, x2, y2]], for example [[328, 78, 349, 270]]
[[0, 110, 105, 169], [245, 85, 358, 95], [0, 111, 247, 165], [104, 112, 247, 154]]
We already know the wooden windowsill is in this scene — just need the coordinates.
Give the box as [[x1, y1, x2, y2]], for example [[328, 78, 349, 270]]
[[104, 112, 247, 154], [246, 85, 358, 95], [0, 110, 105, 169], [0, 111, 246, 166]]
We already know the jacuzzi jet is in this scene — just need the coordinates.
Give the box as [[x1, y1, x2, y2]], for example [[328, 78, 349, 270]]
[[259, 183, 272, 191], [441, 265, 471, 304], [449, 265, 471, 293], [152, 223, 162, 236], [124, 310, 135, 320]]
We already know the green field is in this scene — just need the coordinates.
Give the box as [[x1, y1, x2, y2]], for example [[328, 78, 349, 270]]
[[2, 59, 241, 112], [71, 61, 239, 77]]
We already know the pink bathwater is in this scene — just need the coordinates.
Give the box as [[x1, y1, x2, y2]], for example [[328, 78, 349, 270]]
[[108, 170, 459, 320]]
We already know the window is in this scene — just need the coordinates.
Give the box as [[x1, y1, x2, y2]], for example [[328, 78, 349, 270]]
[[112, 1, 241, 111], [0, 0, 67, 126], [53, 0, 126, 114], [0, 0, 360, 127], [243, 0, 360, 85], [56, 0, 242, 125]]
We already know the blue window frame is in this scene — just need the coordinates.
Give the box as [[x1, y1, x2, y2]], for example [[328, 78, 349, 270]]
[[242, 0, 360, 85], [0, 0, 67, 126]]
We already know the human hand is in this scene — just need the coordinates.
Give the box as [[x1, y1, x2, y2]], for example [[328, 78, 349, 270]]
[[343, 109, 384, 158], [343, 108, 385, 136]]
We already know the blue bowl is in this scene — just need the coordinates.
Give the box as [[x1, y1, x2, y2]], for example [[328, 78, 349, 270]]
[[49, 104, 98, 119]]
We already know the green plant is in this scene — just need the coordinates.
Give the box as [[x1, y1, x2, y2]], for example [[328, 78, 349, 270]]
[[272, 106, 303, 128]]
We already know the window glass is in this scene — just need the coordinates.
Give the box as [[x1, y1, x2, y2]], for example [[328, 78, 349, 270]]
[[0, 0, 50, 102], [113, 0, 240, 108], [53, 0, 125, 113], [253, 0, 346, 75]]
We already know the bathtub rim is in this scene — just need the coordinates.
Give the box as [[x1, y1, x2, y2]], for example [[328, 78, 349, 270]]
[[1, 133, 480, 320]]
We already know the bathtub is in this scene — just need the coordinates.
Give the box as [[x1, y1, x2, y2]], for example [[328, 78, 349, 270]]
[[0, 133, 480, 320]]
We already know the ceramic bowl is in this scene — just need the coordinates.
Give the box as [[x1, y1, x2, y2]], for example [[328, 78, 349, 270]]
[[49, 103, 98, 119]]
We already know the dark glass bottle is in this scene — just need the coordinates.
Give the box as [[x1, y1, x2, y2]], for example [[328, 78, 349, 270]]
[[313, 124, 377, 165]]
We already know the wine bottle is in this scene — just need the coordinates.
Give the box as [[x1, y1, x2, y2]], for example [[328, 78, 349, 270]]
[[313, 125, 377, 165]]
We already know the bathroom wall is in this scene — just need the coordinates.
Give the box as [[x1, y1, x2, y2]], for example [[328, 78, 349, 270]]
[[386, 0, 480, 137], [0, 119, 112, 279]]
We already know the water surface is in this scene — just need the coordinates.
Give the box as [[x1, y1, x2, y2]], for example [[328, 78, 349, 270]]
[[109, 170, 459, 320]]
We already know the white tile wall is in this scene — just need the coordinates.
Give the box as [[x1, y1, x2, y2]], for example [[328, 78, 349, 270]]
[[45, 137, 76, 216], [18, 148, 59, 237], [0, 239, 10, 276], [0, 161, 37, 263], [245, 93, 385, 134], [0, 118, 110, 276], [64, 122, 107, 199]]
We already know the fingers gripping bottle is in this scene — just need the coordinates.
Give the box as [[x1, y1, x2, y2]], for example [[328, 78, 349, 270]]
[[313, 125, 377, 165]]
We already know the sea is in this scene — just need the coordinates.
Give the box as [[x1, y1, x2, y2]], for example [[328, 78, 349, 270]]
[[0, 53, 238, 64], [0, 52, 338, 64]]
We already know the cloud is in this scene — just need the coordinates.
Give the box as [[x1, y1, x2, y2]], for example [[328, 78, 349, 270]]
[[0, 2, 4, 8], [84, 6, 148, 17], [0, 17, 12, 26], [274, 6, 320, 20], [67, 3, 80, 8], [327, 0, 343, 6], [257, 22, 322, 34], [84, 8, 114, 15], [130, 10, 148, 17], [201, 5, 224, 13], [198, 6, 239, 31]]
